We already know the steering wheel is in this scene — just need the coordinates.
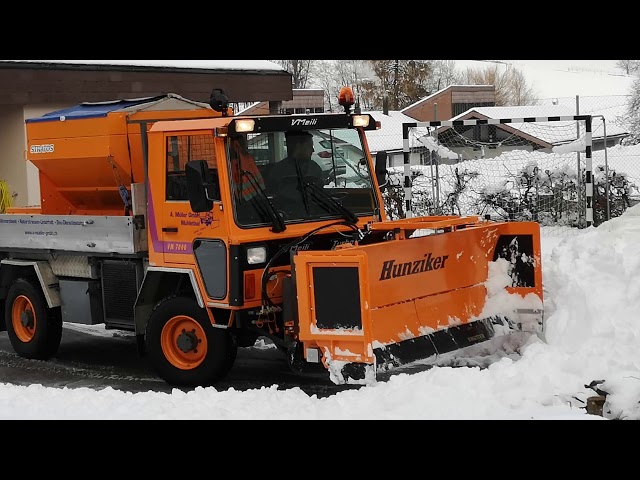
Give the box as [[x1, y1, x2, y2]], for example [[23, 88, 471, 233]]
[[271, 174, 326, 218], [270, 175, 305, 218]]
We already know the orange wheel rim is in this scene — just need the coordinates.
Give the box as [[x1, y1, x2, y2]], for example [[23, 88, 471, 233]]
[[160, 315, 208, 370], [11, 295, 37, 342]]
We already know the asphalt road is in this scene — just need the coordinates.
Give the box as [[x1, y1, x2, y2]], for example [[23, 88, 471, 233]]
[[0, 324, 363, 397]]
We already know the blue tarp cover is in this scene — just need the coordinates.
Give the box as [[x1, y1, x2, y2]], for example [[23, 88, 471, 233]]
[[26, 95, 167, 123]]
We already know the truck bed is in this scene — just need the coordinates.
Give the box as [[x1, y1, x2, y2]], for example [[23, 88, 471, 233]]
[[0, 214, 146, 254]]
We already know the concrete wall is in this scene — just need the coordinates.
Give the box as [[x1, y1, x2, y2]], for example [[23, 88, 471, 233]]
[[0, 105, 27, 207]]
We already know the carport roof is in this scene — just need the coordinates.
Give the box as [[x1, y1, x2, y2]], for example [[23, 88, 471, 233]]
[[0, 60, 293, 105], [0, 60, 286, 73]]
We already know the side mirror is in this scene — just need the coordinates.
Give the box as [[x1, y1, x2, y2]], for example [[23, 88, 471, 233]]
[[375, 151, 388, 191], [186, 160, 214, 212]]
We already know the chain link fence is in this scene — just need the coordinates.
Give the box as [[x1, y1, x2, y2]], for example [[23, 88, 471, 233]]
[[367, 95, 640, 237]]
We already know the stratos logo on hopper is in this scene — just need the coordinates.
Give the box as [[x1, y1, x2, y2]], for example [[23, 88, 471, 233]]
[[30, 144, 55, 154]]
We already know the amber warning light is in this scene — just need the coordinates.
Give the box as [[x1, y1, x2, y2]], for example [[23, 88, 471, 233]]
[[338, 86, 355, 113]]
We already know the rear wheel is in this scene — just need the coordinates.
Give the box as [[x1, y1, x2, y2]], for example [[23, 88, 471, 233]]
[[145, 296, 230, 387], [5, 277, 63, 359]]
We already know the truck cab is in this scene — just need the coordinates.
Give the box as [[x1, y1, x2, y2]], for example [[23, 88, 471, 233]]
[[139, 90, 388, 384]]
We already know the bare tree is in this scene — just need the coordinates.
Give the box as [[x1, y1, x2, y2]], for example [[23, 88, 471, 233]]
[[429, 60, 460, 92], [307, 60, 375, 112], [616, 60, 640, 75], [332, 60, 370, 87], [459, 64, 508, 104], [458, 64, 538, 106], [304, 60, 539, 116], [507, 68, 538, 105], [332, 60, 374, 109], [272, 60, 313, 89], [311, 60, 339, 112]]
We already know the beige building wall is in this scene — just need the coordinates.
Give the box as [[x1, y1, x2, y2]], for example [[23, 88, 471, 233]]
[[0, 105, 27, 208], [0, 104, 71, 208]]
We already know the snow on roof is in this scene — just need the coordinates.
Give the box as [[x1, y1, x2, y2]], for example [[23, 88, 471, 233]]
[[0, 60, 285, 71], [235, 101, 262, 115], [363, 110, 422, 153], [450, 103, 629, 144], [362, 104, 618, 154], [452, 104, 575, 120]]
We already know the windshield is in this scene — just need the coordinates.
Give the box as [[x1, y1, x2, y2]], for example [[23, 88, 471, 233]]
[[228, 128, 377, 227]]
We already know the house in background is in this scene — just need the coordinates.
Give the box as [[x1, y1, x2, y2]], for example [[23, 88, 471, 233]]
[[357, 86, 497, 167], [236, 89, 325, 115], [357, 85, 498, 167], [0, 60, 292, 208], [363, 110, 420, 167], [401, 85, 496, 121], [423, 103, 629, 163]]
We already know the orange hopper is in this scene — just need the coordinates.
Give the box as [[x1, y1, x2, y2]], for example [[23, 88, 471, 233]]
[[22, 94, 218, 216]]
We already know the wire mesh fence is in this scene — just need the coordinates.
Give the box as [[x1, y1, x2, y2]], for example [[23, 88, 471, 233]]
[[368, 95, 640, 237]]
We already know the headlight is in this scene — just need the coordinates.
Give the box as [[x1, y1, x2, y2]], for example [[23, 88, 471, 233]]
[[352, 115, 370, 128], [247, 246, 267, 265], [235, 119, 256, 133]]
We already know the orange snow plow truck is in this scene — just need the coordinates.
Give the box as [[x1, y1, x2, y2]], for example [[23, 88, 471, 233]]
[[0, 88, 543, 387]]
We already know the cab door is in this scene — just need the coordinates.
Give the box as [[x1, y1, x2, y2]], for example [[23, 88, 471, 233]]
[[161, 132, 222, 264]]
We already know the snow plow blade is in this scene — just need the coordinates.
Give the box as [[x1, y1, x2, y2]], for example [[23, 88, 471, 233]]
[[292, 216, 544, 385]]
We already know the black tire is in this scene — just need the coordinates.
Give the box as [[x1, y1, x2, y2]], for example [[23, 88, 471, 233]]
[[221, 331, 238, 377], [145, 296, 230, 387], [5, 277, 63, 360]]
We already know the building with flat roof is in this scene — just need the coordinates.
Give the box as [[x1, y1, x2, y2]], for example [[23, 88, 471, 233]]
[[0, 60, 292, 208]]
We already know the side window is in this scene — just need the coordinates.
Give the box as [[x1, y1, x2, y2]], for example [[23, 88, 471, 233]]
[[166, 134, 221, 201]]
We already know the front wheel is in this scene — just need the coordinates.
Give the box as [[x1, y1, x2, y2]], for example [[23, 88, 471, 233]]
[[145, 296, 230, 387], [5, 277, 63, 359]]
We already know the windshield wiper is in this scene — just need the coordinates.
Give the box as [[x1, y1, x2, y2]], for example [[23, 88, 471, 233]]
[[303, 181, 359, 225], [242, 170, 286, 233]]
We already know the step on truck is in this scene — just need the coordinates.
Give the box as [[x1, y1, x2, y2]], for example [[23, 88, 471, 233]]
[[0, 87, 544, 387]]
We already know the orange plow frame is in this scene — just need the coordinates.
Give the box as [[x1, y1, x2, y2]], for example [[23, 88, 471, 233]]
[[293, 216, 544, 384]]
